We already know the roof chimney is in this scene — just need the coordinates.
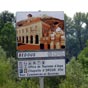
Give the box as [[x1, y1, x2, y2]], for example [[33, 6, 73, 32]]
[[27, 14, 32, 18], [27, 14, 33, 22]]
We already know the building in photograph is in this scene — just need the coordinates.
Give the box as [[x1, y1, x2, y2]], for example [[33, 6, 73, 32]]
[[16, 14, 65, 50]]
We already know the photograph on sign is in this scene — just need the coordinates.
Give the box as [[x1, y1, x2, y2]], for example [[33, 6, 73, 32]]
[[16, 11, 65, 51]]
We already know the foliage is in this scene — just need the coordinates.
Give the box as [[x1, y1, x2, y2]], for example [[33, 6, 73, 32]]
[[59, 58, 88, 88], [45, 77, 61, 88], [0, 11, 14, 30], [0, 46, 39, 88], [0, 46, 12, 87], [0, 22, 16, 57], [0, 11, 16, 57], [0, 46, 6, 59], [18, 78, 39, 88], [0, 11, 88, 88], [65, 12, 88, 59], [78, 44, 88, 75]]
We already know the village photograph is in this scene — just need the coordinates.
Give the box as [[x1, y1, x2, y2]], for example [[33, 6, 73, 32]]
[[16, 12, 65, 51]]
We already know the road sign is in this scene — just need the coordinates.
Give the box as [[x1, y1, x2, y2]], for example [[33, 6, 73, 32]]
[[17, 50, 65, 58], [16, 11, 65, 77], [18, 59, 65, 77]]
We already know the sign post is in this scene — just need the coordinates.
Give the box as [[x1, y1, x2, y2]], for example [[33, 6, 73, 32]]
[[16, 11, 65, 88], [39, 77, 44, 88]]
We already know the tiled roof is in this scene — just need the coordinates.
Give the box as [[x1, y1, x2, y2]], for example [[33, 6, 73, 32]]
[[16, 16, 64, 30], [16, 17, 41, 27]]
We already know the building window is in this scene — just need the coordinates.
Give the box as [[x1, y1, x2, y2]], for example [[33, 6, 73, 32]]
[[30, 27, 32, 30], [19, 30, 21, 33], [26, 36, 28, 43], [48, 44, 50, 49], [26, 28, 28, 33], [30, 35, 33, 43], [61, 45, 65, 49], [17, 37, 18, 41], [40, 44, 44, 49], [16, 30, 18, 34], [30, 27, 33, 32], [22, 36, 24, 43], [22, 29, 24, 33], [35, 35, 39, 44], [35, 25, 37, 29], [19, 36, 21, 42]]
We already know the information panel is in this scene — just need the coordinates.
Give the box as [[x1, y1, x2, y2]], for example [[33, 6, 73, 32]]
[[18, 59, 65, 77], [16, 11, 65, 77], [17, 50, 65, 58]]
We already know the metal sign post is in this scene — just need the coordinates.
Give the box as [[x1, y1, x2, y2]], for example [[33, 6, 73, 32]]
[[39, 77, 44, 88]]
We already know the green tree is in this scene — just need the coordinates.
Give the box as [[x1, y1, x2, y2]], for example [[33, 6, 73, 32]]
[[0, 11, 15, 57], [45, 76, 65, 88], [0, 11, 14, 30], [78, 42, 88, 75], [0, 46, 21, 88], [82, 13, 88, 47], [65, 14, 79, 59], [65, 13, 88, 59], [0, 46, 11, 86], [73, 12, 86, 50], [0, 22, 16, 57], [59, 58, 86, 88]]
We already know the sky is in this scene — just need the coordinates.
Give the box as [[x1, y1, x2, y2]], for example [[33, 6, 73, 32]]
[[0, 0, 88, 18], [16, 11, 64, 22]]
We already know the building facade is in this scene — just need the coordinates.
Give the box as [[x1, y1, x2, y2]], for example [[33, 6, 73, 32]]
[[16, 15, 65, 50]]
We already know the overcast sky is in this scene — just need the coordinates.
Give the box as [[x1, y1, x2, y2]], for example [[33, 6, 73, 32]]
[[0, 0, 88, 18], [16, 11, 64, 22]]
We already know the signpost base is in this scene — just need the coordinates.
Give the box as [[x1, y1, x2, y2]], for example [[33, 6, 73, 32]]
[[39, 77, 44, 88]]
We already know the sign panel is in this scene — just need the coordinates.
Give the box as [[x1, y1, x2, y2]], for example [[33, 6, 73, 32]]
[[17, 50, 65, 58], [18, 59, 65, 77], [16, 11, 65, 55], [16, 11, 65, 77]]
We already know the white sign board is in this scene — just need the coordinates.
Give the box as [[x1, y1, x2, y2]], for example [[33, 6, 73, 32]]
[[18, 59, 65, 77], [17, 50, 65, 58], [16, 11, 66, 77]]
